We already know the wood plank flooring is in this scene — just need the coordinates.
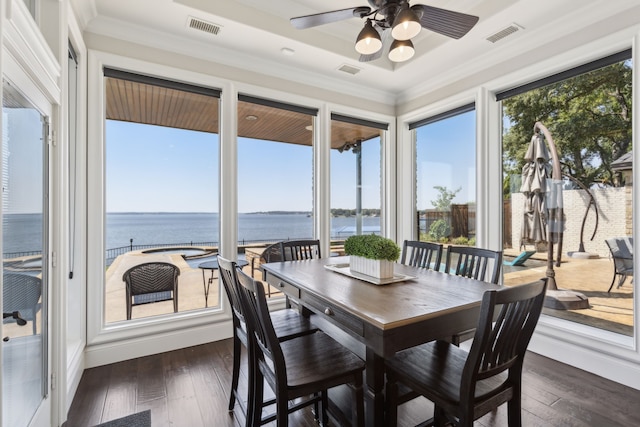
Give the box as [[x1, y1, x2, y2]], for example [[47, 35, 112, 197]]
[[65, 338, 640, 427]]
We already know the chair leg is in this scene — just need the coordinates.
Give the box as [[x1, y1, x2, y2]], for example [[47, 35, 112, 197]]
[[384, 375, 398, 427], [618, 273, 628, 288], [321, 390, 329, 427], [433, 405, 448, 427], [507, 397, 523, 427], [228, 335, 241, 411], [251, 369, 265, 427], [275, 389, 288, 427], [173, 291, 178, 313]]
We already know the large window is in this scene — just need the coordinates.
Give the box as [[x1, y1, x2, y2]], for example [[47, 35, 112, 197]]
[[236, 95, 317, 297], [330, 114, 385, 241], [412, 106, 476, 246], [500, 51, 633, 336], [104, 69, 220, 323]]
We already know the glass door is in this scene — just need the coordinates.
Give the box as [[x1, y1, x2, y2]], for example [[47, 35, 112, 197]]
[[2, 79, 49, 427]]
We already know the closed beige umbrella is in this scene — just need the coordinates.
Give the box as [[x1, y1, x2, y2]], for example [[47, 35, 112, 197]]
[[520, 132, 551, 247], [527, 122, 588, 310]]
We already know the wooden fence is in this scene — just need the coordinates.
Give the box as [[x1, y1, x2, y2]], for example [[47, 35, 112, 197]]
[[418, 201, 513, 247]]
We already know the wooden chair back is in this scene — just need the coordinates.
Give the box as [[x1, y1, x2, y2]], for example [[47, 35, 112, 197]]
[[445, 245, 502, 284], [280, 239, 321, 261], [400, 240, 443, 270], [217, 256, 248, 337], [235, 266, 285, 380], [464, 279, 547, 397]]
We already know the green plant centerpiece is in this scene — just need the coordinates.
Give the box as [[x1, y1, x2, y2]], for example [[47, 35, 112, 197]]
[[344, 234, 401, 279]]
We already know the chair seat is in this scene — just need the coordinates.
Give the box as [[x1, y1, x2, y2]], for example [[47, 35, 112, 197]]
[[276, 332, 365, 394], [271, 308, 317, 341], [386, 340, 508, 406]]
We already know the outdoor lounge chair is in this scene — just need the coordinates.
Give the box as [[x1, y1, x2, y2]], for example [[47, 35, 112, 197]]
[[3, 272, 42, 335], [504, 250, 536, 267], [605, 237, 633, 292]]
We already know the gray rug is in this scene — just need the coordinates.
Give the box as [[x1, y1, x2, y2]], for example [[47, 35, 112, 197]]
[[94, 410, 151, 427]]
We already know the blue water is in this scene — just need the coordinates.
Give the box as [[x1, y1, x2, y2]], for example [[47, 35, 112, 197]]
[[2, 212, 380, 254], [106, 212, 381, 249]]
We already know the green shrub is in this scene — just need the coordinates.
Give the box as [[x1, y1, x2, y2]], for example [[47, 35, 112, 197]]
[[451, 236, 469, 245], [344, 234, 401, 262], [429, 219, 450, 241]]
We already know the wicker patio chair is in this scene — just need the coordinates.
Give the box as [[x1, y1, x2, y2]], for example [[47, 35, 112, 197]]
[[122, 262, 180, 320]]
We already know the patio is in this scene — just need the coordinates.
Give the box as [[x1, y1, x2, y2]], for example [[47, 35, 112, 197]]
[[503, 248, 633, 336], [101, 246, 634, 336]]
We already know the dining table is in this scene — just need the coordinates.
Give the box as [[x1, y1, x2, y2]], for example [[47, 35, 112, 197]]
[[262, 255, 502, 427]]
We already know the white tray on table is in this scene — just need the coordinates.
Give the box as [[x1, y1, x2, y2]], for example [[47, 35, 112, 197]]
[[323, 263, 415, 285]]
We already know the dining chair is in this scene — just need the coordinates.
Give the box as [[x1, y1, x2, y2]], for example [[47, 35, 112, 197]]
[[279, 239, 321, 261], [234, 266, 365, 427], [385, 279, 547, 427], [217, 256, 318, 423], [445, 245, 503, 284], [122, 262, 180, 320], [444, 246, 503, 345], [2, 272, 42, 335], [400, 240, 443, 271]]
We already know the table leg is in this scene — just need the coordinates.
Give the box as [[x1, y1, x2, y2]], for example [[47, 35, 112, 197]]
[[365, 347, 385, 427], [201, 268, 216, 308]]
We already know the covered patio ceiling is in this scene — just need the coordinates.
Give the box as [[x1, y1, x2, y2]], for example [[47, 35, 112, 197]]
[[105, 77, 381, 149]]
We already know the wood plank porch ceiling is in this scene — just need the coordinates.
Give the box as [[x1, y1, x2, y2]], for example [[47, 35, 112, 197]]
[[105, 78, 380, 149]]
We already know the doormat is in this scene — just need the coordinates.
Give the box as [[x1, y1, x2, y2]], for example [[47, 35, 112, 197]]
[[94, 410, 151, 427]]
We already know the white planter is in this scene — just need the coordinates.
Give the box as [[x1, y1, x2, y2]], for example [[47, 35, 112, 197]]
[[350, 255, 394, 279]]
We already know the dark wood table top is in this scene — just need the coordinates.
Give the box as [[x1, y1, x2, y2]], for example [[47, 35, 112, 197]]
[[263, 256, 501, 332]]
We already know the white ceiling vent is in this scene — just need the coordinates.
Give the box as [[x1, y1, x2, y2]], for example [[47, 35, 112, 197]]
[[187, 16, 222, 36], [338, 64, 361, 75], [486, 23, 523, 44]]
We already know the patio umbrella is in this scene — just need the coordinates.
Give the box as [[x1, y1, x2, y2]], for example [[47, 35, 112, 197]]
[[520, 132, 551, 247], [520, 122, 588, 309]]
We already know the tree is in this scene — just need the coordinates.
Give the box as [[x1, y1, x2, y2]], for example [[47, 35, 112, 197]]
[[503, 60, 632, 190], [431, 185, 461, 211]]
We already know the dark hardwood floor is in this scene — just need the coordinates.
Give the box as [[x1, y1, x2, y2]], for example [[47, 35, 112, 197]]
[[65, 338, 640, 427]]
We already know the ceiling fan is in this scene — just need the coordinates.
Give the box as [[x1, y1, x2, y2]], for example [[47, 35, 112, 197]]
[[290, 0, 479, 63]]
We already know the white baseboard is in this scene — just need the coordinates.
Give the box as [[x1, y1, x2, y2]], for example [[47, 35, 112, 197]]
[[530, 324, 640, 391], [84, 319, 233, 368]]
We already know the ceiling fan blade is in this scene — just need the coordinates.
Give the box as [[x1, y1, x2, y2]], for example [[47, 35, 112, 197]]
[[359, 28, 391, 63], [411, 4, 479, 39], [291, 6, 371, 30]]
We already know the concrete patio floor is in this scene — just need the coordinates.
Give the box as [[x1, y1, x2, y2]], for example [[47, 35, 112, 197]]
[[503, 248, 633, 335]]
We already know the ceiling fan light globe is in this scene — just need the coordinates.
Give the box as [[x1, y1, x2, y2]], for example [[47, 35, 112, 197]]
[[391, 5, 421, 40], [355, 20, 382, 55], [388, 38, 415, 62]]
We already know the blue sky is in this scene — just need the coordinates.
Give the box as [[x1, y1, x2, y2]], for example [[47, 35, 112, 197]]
[[106, 111, 475, 213], [416, 110, 476, 210]]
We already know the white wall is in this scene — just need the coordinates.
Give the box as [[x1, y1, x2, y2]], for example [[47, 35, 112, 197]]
[[511, 188, 628, 257]]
